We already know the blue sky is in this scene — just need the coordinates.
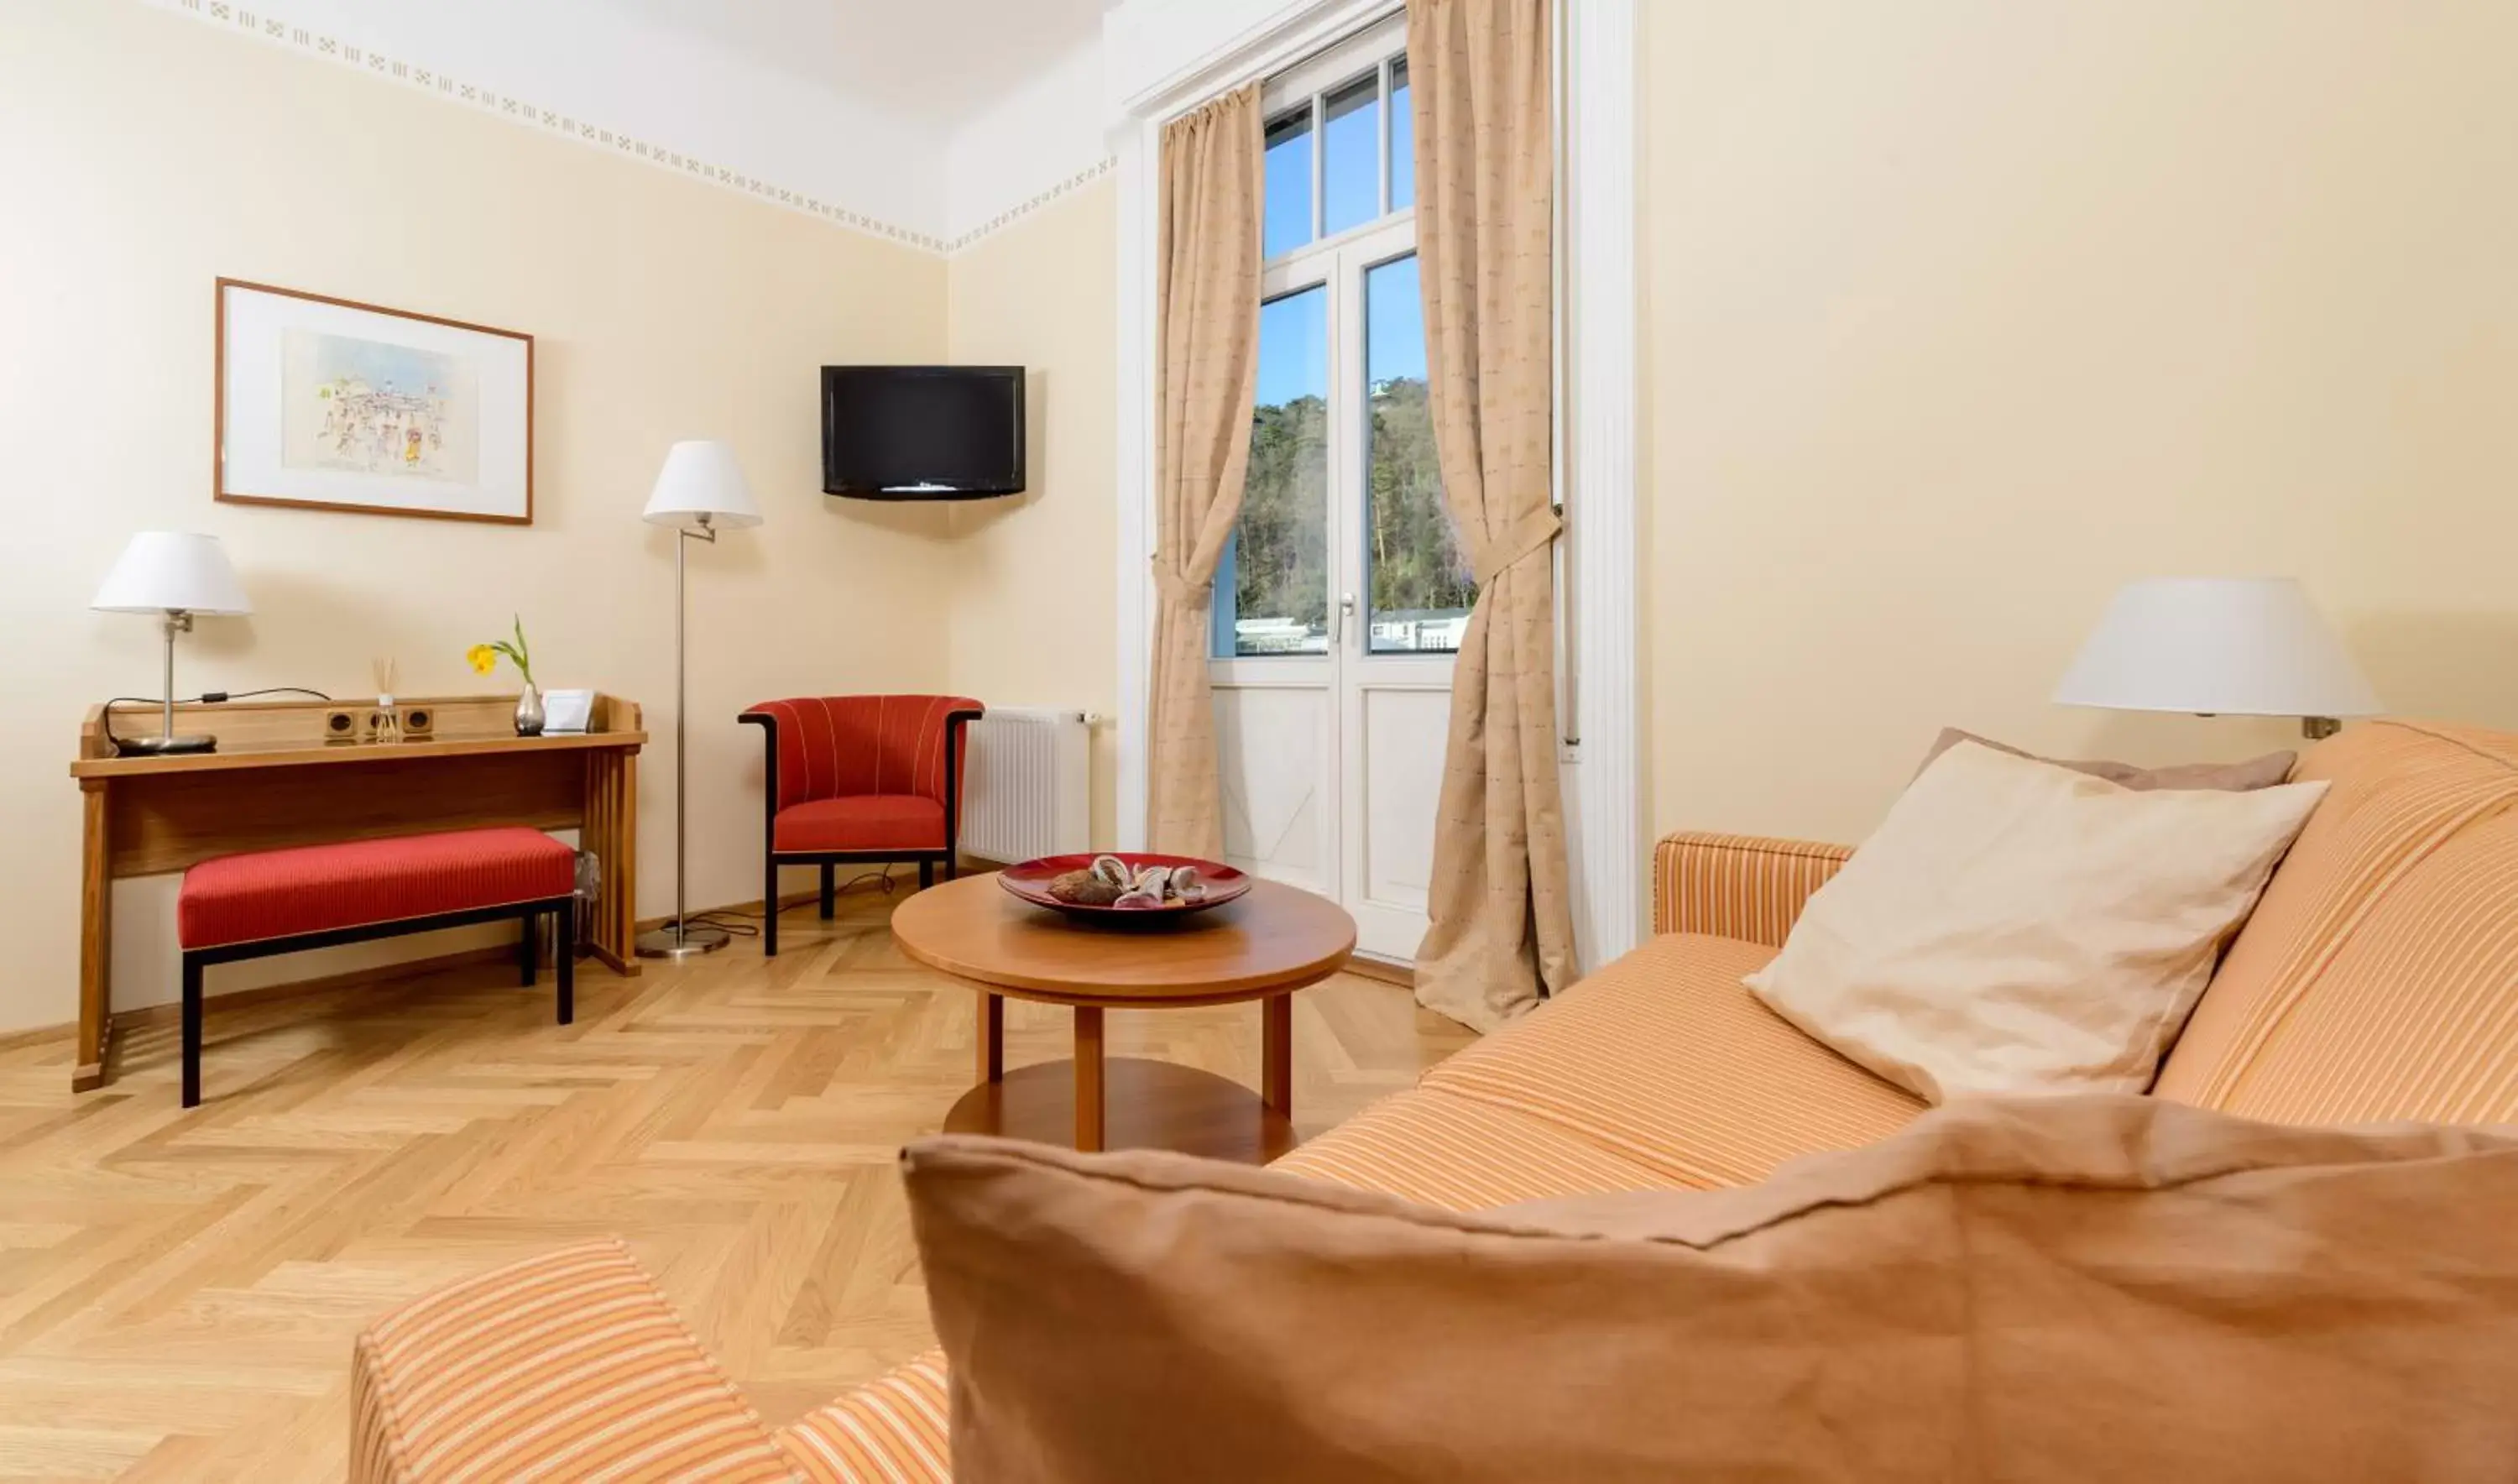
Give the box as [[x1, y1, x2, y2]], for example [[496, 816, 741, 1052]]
[[1255, 74, 1423, 408]]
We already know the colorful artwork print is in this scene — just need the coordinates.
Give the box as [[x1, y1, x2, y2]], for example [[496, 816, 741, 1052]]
[[280, 330, 480, 482], [217, 279, 533, 523]]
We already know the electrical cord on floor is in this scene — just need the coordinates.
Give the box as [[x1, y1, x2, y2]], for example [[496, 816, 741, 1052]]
[[98, 687, 334, 750], [683, 911, 761, 939], [834, 865, 900, 899], [688, 866, 899, 936]]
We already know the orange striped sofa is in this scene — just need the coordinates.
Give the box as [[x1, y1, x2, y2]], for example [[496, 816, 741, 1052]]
[[348, 718, 2518, 1481]]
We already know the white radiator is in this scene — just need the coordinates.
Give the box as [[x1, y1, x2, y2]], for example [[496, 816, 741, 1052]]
[[961, 708, 1093, 865]]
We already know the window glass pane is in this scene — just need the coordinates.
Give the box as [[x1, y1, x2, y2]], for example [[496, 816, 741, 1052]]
[[1364, 254, 1471, 654], [1321, 74, 1380, 236], [1220, 285, 1330, 656], [1262, 111, 1314, 259], [1389, 59, 1414, 211]]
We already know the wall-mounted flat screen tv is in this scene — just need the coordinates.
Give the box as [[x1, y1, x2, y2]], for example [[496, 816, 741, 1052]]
[[820, 365, 1026, 500]]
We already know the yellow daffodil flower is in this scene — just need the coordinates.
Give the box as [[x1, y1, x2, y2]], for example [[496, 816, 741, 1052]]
[[466, 619, 536, 687]]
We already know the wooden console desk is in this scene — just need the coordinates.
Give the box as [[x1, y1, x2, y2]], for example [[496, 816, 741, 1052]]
[[70, 693, 645, 1092]]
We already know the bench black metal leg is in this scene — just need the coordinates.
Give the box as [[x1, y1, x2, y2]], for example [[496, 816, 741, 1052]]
[[181, 955, 204, 1108], [554, 902, 575, 1026], [946, 852, 959, 882], [764, 854, 780, 959], [919, 859, 935, 891], [519, 912, 538, 987], [820, 862, 837, 919]]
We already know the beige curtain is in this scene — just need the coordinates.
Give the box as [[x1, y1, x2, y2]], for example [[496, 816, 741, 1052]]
[[1147, 85, 1266, 858], [1408, 0, 1577, 1031]]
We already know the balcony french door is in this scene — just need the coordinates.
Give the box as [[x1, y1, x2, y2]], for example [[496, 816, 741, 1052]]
[[1209, 26, 1471, 963]]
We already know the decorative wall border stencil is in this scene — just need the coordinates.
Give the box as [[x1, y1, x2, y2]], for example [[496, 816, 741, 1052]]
[[145, 0, 952, 253], [943, 158, 1119, 257]]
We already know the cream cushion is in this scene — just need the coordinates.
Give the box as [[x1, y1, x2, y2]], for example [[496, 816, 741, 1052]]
[[1745, 742, 2327, 1104]]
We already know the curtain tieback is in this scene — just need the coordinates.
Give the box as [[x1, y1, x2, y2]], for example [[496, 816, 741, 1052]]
[[1470, 508, 1562, 588], [1151, 560, 1212, 607]]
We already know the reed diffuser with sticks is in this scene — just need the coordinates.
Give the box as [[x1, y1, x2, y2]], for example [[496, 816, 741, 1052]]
[[372, 657, 401, 744]]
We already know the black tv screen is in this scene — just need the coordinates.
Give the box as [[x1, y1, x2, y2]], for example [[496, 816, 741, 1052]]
[[821, 365, 1026, 500]]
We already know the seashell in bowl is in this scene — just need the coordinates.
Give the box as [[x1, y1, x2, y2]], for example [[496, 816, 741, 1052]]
[[1045, 869, 1123, 907]]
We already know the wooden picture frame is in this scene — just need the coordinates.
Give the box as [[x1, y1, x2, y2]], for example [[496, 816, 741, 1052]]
[[214, 279, 535, 525]]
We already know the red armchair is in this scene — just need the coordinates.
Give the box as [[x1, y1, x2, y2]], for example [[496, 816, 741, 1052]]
[[739, 695, 983, 956]]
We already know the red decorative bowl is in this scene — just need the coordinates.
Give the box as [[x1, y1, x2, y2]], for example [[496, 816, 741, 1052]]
[[997, 853, 1251, 920]]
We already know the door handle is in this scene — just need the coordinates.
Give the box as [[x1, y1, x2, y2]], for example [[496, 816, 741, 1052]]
[[1336, 593, 1356, 649]]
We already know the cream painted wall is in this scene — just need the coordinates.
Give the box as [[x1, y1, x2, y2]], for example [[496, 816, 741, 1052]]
[[0, 0, 954, 1032], [943, 181, 1123, 849], [1643, 0, 2518, 847]]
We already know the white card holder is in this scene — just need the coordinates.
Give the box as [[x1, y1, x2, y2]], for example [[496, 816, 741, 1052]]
[[541, 687, 596, 734]]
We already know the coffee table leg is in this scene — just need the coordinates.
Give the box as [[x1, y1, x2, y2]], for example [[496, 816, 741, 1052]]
[[976, 992, 1003, 1083], [1262, 994, 1293, 1118], [1074, 1006, 1105, 1152]]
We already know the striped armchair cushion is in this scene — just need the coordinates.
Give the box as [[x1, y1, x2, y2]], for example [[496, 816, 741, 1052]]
[[779, 1351, 952, 1483], [351, 1239, 792, 1483]]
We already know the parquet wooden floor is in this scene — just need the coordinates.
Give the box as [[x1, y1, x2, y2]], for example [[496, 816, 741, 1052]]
[[0, 889, 1473, 1481]]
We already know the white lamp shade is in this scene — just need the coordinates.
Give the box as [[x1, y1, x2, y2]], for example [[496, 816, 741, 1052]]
[[91, 532, 252, 615], [2054, 577, 2380, 719], [642, 440, 762, 529]]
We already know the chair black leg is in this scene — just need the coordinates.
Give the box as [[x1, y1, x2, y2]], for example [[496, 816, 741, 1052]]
[[946, 852, 959, 882], [554, 903, 575, 1026], [919, 859, 935, 891], [820, 863, 836, 919], [519, 912, 538, 987], [181, 956, 204, 1108]]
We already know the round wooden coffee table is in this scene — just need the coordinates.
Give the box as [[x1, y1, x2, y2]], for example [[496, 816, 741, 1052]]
[[891, 874, 1356, 1163]]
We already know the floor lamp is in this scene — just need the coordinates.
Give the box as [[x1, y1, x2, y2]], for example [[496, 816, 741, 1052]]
[[636, 440, 762, 961]]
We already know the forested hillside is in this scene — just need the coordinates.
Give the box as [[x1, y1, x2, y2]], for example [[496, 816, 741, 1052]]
[[1231, 378, 1472, 643]]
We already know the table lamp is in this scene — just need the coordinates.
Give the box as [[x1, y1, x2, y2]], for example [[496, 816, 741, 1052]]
[[2054, 577, 2381, 740], [91, 532, 253, 756], [637, 441, 763, 961]]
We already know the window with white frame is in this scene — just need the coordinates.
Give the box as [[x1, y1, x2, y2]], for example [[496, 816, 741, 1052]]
[[1212, 17, 1472, 659]]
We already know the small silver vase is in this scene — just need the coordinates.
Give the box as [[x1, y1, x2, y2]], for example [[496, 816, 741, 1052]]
[[515, 683, 546, 737]]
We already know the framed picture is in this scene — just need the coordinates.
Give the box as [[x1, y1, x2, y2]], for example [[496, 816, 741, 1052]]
[[215, 279, 534, 525]]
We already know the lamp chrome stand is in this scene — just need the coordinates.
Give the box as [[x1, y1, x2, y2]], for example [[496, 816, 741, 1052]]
[[116, 609, 218, 757], [635, 515, 730, 961]]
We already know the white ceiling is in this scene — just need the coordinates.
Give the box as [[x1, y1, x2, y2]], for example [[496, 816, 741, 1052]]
[[599, 0, 1119, 133]]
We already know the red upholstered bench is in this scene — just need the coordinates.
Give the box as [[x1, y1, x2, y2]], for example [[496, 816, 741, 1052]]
[[176, 826, 579, 1107]]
